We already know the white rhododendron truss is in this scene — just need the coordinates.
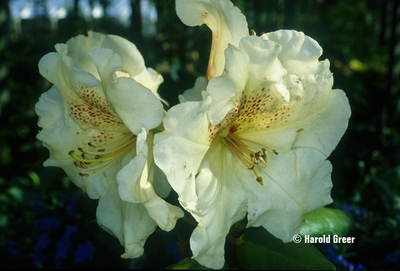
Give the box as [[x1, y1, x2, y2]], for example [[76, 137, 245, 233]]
[[35, 31, 183, 259], [154, 0, 351, 269], [35, 0, 351, 270]]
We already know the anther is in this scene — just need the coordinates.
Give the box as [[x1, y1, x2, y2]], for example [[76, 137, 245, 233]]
[[79, 173, 89, 177], [88, 142, 96, 148], [249, 153, 256, 169], [78, 147, 86, 153]]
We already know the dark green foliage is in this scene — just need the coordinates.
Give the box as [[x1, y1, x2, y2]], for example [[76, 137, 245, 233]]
[[236, 227, 335, 270]]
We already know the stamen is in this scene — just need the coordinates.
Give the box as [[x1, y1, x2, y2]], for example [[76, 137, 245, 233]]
[[69, 134, 136, 177], [224, 136, 252, 164], [222, 133, 277, 185], [234, 134, 278, 155], [225, 141, 251, 170], [84, 135, 135, 155]]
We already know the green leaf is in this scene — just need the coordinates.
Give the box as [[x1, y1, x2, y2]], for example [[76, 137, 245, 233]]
[[165, 258, 213, 270], [236, 227, 335, 270], [299, 208, 354, 238]]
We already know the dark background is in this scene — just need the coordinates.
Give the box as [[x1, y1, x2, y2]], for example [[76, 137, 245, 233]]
[[0, 0, 399, 269]]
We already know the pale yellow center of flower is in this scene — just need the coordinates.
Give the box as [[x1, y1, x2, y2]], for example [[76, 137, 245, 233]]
[[69, 134, 136, 177], [66, 86, 135, 177], [208, 86, 294, 185]]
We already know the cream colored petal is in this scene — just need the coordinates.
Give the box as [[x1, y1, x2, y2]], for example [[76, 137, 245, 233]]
[[207, 36, 285, 125], [143, 197, 184, 231], [118, 128, 157, 203], [183, 141, 332, 269], [262, 30, 325, 76], [66, 31, 145, 78], [187, 142, 249, 269], [206, 34, 350, 157], [39, 45, 101, 96], [96, 183, 157, 259], [241, 78, 351, 157], [178, 76, 208, 103], [118, 129, 184, 231], [39, 43, 122, 128], [246, 148, 333, 242], [176, 0, 248, 80], [36, 85, 65, 130], [87, 48, 165, 135], [154, 98, 211, 204], [133, 67, 165, 99], [66, 31, 164, 101]]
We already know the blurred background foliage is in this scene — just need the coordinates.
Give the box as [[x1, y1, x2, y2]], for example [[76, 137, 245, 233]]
[[0, 0, 399, 269]]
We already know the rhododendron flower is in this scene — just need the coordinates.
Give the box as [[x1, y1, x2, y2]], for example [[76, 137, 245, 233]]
[[154, 1, 351, 269], [35, 31, 183, 258]]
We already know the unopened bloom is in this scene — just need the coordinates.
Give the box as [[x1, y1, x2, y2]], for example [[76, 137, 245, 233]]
[[176, 0, 248, 81], [35, 31, 183, 258], [154, 0, 351, 269]]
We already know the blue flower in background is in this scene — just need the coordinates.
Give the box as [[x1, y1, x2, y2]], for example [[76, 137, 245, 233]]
[[74, 241, 95, 264], [31, 233, 52, 266], [56, 225, 77, 260], [66, 200, 77, 217], [27, 193, 97, 268], [320, 243, 363, 270], [35, 233, 52, 250], [7, 240, 18, 257], [31, 250, 46, 267], [34, 216, 61, 232], [386, 251, 399, 263], [59, 194, 80, 217], [342, 204, 352, 212], [167, 242, 182, 262]]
